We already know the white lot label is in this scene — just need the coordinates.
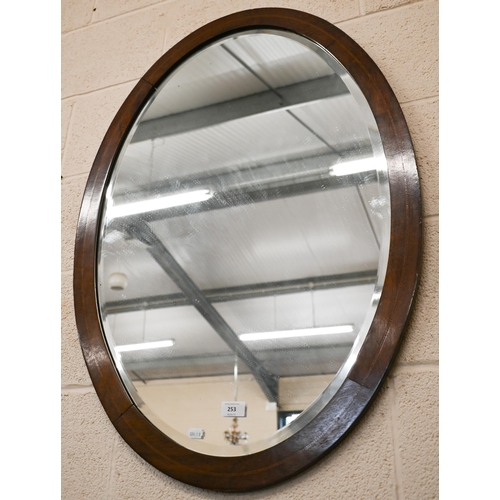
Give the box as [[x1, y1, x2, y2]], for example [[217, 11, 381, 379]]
[[221, 401, 247, 417], [188, 428, 205, 439]]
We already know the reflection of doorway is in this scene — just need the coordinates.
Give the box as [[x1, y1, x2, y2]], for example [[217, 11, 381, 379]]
[[278, 410, 301, 429]]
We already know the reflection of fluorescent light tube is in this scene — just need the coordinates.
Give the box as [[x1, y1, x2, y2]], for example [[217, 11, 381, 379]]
[[115, 339, 175, 352], [239, 325, 354, 341], [329, 158, 375, 177], [108, 189, 212, 218]]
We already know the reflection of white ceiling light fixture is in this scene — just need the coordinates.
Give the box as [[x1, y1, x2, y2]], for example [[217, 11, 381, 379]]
[[108, 189, 212, 218], [109, 272, 128, 290], [115, 339, 175, 352], [238, 325, 354, 342], [329, 158, 375, 177]]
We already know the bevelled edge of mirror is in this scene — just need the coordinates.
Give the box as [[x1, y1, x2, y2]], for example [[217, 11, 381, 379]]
[[73, 7, 422, 493]]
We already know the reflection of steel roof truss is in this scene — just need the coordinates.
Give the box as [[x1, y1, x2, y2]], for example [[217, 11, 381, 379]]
[[131, 74, 349, 142], [102, 36, 384, 405], [110, 158, 378, 229], [125, 344, 354, 383], [104, 269, 377, 314], [126, 219, 279, 403]]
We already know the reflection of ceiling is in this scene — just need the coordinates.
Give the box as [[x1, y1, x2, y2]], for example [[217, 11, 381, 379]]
[[141, 33, 337, 119], [108, 284, 375, 380], [98, 32, 389, 394]]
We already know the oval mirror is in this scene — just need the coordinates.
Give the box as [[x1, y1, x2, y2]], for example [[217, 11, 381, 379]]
[[74, 8, 421, 492]]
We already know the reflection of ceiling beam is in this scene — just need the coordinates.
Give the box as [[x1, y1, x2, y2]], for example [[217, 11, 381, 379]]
[[113, 147, 375, 207], [114, 152, 339, 204], [220, 44, 346, 159], [104, 270, 377, 314], [109, 169, 378, 227], [131, 74, 349, 143], [125, 220, 279, 403], [124, 343, 354, 381]]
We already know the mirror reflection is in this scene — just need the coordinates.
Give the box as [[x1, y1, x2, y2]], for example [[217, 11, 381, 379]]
[[97, 30, 390, 456]]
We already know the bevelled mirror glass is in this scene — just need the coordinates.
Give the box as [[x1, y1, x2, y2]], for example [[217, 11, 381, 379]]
[[74, 8, 421, 492]]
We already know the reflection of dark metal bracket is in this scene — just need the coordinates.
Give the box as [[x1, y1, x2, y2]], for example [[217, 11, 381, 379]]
[[126, 220, 279, 403]]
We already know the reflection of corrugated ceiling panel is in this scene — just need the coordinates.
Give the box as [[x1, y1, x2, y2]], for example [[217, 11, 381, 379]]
[[142, 32, 333, 120], [147, 189, 379, 291], [142, 46, 268, 119], [144, 111, 330, 180], [108, 282, 374, 378], [223, 32, 333, 89], [117, 93, 369, 195]]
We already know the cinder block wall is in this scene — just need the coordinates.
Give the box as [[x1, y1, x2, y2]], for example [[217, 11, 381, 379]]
[[61, 1, 438, 498]]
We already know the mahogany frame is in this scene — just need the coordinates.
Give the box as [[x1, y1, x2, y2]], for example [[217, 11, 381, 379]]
[[73, 8, 422, 492]]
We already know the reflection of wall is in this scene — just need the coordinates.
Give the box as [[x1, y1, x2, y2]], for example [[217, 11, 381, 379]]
[[134, 373, 334, 447], [62, 1, 438, 498], [279, 374, 333, 411], [135, 375, 278, 446]]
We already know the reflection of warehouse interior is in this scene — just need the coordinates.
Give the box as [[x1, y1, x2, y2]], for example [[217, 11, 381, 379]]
[[133, 373, 332, 446], [97, 32, 389, 449]]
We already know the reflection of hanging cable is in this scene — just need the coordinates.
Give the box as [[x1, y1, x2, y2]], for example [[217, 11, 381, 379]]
[[274, 294, 277, 332], [310, 282, 316, 329], [141, 307, 147, 343], [225, 355, 249, 445], [148, 138, 156, 186], [233, 355, 238, 400]]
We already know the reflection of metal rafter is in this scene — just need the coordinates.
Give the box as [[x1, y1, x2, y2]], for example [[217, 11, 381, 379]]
[[104, 270, 377, 314], [131, 75, 348, 143], [124, 343, 354, 381], [109, 169, 378, 227], [125, 220, 279, 403], [112, 148, 375, 208]]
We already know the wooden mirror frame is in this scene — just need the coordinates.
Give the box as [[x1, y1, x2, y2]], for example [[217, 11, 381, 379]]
[[73, 8, 421, 493]]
